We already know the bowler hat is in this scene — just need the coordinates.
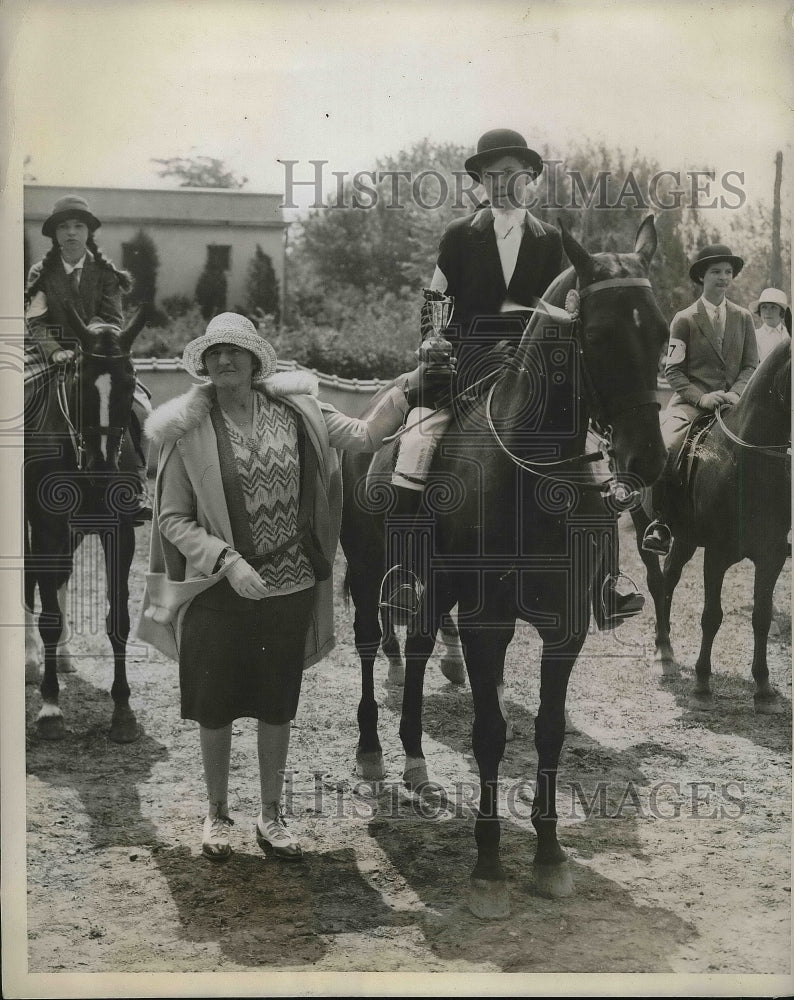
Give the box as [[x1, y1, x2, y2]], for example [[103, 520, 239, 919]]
[[464, 129, 544, 182], [42, 195, 101, 238], [689, 244, 744, 283], [182, 312, 278, 382]]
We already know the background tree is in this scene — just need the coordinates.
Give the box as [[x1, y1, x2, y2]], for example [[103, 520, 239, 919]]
[[151, 155, 248, 189], [195, 262, 227, 320], [123, 229, 160, 308], [245, 245, 280, 322]]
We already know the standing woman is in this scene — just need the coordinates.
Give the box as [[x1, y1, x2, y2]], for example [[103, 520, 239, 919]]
[[25, 194, 152, 522], [138, 313, 425, 862]]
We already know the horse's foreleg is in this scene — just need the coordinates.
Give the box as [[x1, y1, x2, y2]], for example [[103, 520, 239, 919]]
[[353, 597, 386, 780], [399, 623, 440, 789], [692, 545, 729, 706], [531, 641, 578, 899], [438, 609, 466, 686], [631, 509, 676, 674], [25, 601, 41, 686], [36, 576, 66, 740], [750, 548, 788, 714], [460, 622, 513, 919], [657, 536, 697, 678], [104, 527, 139, 743], [380, 618, 405, 687], [55, 580, 76, 674]]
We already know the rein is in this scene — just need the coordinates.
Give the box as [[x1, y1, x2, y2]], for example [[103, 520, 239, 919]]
[[485, 276, 660, 496], [715, 405, 791, 460]]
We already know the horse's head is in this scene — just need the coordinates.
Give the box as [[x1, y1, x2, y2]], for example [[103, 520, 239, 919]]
[[66, 305, 147, 476], [560, 215, 668, 488]]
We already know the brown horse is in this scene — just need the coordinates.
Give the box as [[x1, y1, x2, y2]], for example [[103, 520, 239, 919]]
[[341, 216, 668, 917], [24, 306, 147, 741], [630, 337, 791, 709]]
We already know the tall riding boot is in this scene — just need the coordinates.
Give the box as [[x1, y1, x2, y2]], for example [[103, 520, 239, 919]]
[[380, 484, 426, 627]]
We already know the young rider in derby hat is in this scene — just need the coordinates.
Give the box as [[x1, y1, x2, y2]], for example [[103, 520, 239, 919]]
[[25, 194, 153, 523], [384, 128, 645, 628], [642, 243, 759, 556]]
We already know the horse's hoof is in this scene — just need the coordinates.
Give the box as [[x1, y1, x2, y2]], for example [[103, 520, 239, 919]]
[[469, 878, 510, 919], [37, 713, 66, 741], [109, 707, 139, 744], [655, 655, 680, 678], [25, 662, 41, 686], [356, 750, 386, 781], [754, 693, 786, 716], [533, 861, 575, 898], [403, 758, 429, 790], [689, 691, 713, 711], [439, 656, 466, 686], [386, 661, 405, 687]]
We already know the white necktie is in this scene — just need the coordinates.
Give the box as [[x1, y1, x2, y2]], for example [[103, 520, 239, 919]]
[[493, 214, 523, 287]]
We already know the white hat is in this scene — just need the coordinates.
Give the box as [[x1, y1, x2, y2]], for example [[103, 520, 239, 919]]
[[182, 312, 278, 381], [755, 287, 789, 312]]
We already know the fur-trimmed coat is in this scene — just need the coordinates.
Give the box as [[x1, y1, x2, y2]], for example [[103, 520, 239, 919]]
[[135, 371, 409, 664]]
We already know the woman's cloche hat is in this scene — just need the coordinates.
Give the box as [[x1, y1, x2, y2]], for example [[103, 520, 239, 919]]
[[464, 128, 544, 182], [42, 194, 102, 238], [688, 243, 744, 283], [182, 312, 278, 381]]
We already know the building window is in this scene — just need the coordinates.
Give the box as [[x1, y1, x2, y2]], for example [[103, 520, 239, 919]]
[[206, 245, 231, 271]]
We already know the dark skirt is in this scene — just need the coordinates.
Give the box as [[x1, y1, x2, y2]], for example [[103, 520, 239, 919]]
[[179, 579, 315, 728]]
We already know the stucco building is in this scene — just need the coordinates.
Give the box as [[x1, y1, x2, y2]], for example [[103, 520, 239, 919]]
[[24, 185, 287, 314]]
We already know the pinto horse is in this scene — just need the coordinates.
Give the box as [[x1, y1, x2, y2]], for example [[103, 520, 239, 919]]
[[342, 216, 668, 917], [24, 306, 147, 742], [631, 338, 791, 709]]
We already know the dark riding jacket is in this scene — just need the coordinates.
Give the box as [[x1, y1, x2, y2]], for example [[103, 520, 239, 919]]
[[25, 254, 125, 362], [432, 208, 564, 390]]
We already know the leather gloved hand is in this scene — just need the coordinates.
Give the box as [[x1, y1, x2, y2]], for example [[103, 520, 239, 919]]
[[51, 349, 76, 364], [721, 391, 741, 406]]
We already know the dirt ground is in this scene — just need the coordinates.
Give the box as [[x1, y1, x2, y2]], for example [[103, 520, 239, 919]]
[[14, 513, 793, 995]]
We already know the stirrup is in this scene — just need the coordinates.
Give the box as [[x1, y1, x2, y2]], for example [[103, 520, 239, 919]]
[[642, 520, 672, 555], [379, 565, 425, 627], [594, 573, 645, 631]]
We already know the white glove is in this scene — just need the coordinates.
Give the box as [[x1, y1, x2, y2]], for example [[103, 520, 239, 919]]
[[226, 556, 268, 600]]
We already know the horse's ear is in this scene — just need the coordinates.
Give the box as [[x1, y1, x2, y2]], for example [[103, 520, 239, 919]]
[[634, 214, 657, 270], [558, 218, 594, 279], [119, 304, 149, 353], [64, 303, 94, 354]]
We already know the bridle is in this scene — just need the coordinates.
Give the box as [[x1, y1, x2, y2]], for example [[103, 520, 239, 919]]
[[485, 276, 660, 500], [56, 353, 130, 471]]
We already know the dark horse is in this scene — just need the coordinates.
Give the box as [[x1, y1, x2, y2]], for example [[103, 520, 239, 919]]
[[630, 338, 791, 709], [341, 216, 668, 916], [24, 306, 147, 742]]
